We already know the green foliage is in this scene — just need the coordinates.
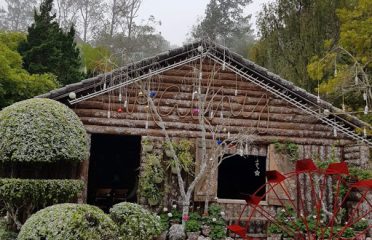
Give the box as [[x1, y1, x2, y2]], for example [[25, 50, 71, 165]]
[[341, 227, 355, 238], [185, 219, 201, 232], [164, 139, 194, 174], [79, 43, 113, 76], [202, 204, 226, 239], [353, 218, 368, 231], [307, 0, 372, 117], [109, 202, 162, 240], [273, 140, 299, 162], [0, 179, 84, 228], [19, 0, 83, 86], [0, 98, 89, 163], [0, 219, 17, 240], [252, 0, 344, 91], [268, 223, 282, 234], [191, 0, 254, 55], [18, 203, 118, 240], [349, 167, 372, 180], [0, 31, 58, 109], [139, 153, 164, 205]]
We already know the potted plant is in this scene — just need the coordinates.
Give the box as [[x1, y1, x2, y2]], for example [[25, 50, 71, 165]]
[[163, 141, 175, 158], [353, 218, 368, 240], [267, 224, 282, 240], [142, 137, 153, 152]]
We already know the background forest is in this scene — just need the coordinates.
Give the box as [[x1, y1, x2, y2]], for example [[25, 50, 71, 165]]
[[0, 0, 371, 123]]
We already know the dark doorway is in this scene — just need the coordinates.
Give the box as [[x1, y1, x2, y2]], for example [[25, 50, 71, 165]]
[[217, 155, 266, 199], [87, 134, 141, 211]]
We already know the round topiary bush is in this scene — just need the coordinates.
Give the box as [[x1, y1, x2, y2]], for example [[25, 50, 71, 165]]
[[110, 202, 162, 240], [18, 203, 119, 240], [0, 98, 89, 163]]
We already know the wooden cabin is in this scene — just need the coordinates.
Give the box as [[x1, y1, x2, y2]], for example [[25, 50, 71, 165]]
[[39, 41, 371, 221]]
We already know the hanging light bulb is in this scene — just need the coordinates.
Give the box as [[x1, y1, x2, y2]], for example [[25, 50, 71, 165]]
[[342, 104, 346, 112], [245, 143, 249, 155], [363, 93, 367, 101], [238, 145, 244, 156], [138, 91, 143, 96], [124, 99, 128, 108], [333, 127, 337, 137], [317, 96, 321, 104], [103, 82, 107, 90], [354, 75, 359, 85], [192, 91, 198, 100], [235, 89, 238, 96], [222, 62, 226, 71], [199, 72, 202, 80], [107, 110, 111, 119], [363, 127, 367, 137], [223, 127, 227, 132], [220, 111, 223, 119], [210, 111, 214, 118], [227, 131, 231, 139], [118, 92, 122, 102], [145, 120, 149, 129], [364, 105, 369, 115]]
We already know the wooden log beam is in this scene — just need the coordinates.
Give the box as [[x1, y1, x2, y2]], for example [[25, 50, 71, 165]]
[[84, 125, 353, 146]]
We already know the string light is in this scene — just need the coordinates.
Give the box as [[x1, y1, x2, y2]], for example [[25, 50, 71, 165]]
[[124, 99, 128, 108], [118, 92, 122, 102], [254, 157, 260, 176]]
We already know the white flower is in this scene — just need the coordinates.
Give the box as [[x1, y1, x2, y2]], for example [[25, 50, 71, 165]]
[[163, 207, 168, 212], [361, 218, 366, 221], [345, 221, 348, 225], [172, 204, 177, 209], [312, 215, 317, 219], [320, 220, 324, 224], [220, 211, 225, 216], [300, 213, 304, 217], [167, 213, 173, 217], [281, 209, 286, 212], [212, 218, 217, 222]]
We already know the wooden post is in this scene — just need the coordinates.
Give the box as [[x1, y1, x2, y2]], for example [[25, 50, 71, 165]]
[[78, 133, 91, 203]]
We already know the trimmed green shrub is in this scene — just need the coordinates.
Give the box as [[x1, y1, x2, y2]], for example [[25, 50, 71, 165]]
[[110, 202, 162, 240], [0, 178, 84, 229], [0, 98, 89, 163], [18, 203, 118, 240]]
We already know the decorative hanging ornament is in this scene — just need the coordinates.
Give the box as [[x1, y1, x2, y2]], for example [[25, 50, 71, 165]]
[[118, 92, 122, 102], [254, 158, 260, 176], [149, 91, 156, 98], [192, 108, 200, 116], [117, 107, 123, 113], [223, 127, 227, 132], [103, 82, 107, 90], [124, 100, 128, 108], [210, 111, 214, 118], [138, 91, 143, 96], [254, 170, 260, 176], [192, 91, 198, 100], [68, 92, 76, 100], [363, 93, 367, 101], [323, 109, 330, 117], [227, 131, 231, 139], [364, 105, 369, 115], [217, 139, 222, 145]]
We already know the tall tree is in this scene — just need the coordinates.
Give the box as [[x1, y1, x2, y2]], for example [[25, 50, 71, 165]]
[[77, 0, 104, 42], [55, 0, 80, 31], [250, 0, 346, 92], [307, 0, 371, 123], [19, 0, 83, 85], [191, 0, 254, 55], [0, 0, 38, 31], [0, 31, 58, 109]]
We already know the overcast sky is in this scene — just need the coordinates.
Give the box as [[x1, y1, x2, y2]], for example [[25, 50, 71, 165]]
[[0, 0, 272, 46], [137, 0, 272, 45]]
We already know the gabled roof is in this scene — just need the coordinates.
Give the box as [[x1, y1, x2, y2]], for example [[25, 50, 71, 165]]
[[38, 40, 372, 146]]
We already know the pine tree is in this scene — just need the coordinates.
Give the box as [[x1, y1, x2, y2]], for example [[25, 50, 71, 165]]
[[19, 0, 83, 85]]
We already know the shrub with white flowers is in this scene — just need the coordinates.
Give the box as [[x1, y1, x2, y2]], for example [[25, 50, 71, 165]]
[[18, 203, 119, 240], [109, 202, 162, 240], [0, 98, 89, 163]]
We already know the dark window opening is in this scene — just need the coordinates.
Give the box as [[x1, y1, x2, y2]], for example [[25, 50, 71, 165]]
[[87, 134, 141, 212], [217, 155, 266, 200]]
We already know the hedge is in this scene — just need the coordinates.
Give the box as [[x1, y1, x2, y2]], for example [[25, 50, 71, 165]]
[[0, 98, 89, 163], [0, 178, 84, 229], [18, 204, 118, 240], [110, 202, 162, 240]]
